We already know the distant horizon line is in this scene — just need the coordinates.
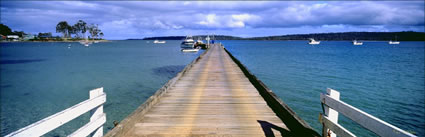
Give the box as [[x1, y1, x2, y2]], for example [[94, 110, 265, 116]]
[[119, 31, 424, 41], [131, 31, 423, 40]]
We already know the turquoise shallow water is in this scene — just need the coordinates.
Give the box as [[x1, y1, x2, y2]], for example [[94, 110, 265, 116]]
[[1, 40, 424, 136], [0, 40, 203, 136], [222, 40, 425, 136]]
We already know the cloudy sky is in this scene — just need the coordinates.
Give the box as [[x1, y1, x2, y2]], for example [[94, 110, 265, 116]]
[[1, 1, 424, 40]]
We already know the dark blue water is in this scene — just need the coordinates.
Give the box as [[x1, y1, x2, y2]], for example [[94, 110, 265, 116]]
[[1, 40, 424, 137], [0, 40, 203, 136], [223, 40, 425, 136]]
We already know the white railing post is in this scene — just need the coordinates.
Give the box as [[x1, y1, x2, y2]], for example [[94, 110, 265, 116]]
[[320, 88, 416, 137], [89, 87, 105, 137], [6, 88, 106, 137], [324, 88, 340, 137]]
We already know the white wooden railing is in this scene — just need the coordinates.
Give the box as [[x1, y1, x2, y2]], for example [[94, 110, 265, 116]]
[[6, 87, 106, 137], [319, 88, 416, 137]]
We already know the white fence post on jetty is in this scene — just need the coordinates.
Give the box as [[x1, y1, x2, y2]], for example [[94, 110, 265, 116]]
[[319, 88, 416, 137], [5, 87, 106, 137], [323, 88, 340, 137], [90, 88, 105, 137]]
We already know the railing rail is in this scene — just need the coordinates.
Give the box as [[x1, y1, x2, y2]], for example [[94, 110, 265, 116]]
[[319, 88, 416, 137], [6, 87, 106, 137]]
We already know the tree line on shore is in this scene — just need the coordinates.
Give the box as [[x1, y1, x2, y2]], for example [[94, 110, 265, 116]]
[[0, 24, 26, 37], [56, 20, 103, 40], [0, 20, 104, 41], [248, 31, 425, 41], [141, 32, 425, 41], [0, 24, 55, 41]]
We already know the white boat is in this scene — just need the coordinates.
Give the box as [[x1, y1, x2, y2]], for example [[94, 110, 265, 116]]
[[181, 48, 200, 52], [79, 40, 92, 47], [389, 36, 400, 45], [196, 37, 203, 44], [308, 38, 320, 45], [389, 41, 400, 44], [181, 36, 195, 48], [353, 40, 363, 45], [153, 40, 166, 44]]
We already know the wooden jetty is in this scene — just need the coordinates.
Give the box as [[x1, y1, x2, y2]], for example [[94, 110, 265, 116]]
[[105, 44, 318, 137]]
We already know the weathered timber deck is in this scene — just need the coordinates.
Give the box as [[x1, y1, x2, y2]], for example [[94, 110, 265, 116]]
[[105, 44, 319, 137]]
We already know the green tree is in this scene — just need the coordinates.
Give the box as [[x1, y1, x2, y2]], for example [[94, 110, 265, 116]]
[[67, 25, 74, 38], [88, 24, 102, 40], [56, 21, 70, 39], [88, 24, 95, 40], [13, 31, 26, 37], [0, 24, 13, 35], [99, 32, 104, 39], [73, 20, 87, 39], [72, 25, 80, 38], [38, 32, 52, 39]]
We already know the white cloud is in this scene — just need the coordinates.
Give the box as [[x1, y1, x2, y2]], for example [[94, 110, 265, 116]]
[[183, 1, 191, 6], [197, 13, 261, 29], [322, 24, 345, 29], [227, 21, 245, 28], [61, 1, 98, 8], [199, 14, 218, 27], [172, 25, 183, 29], [232, 14, 253, 21], [99, 19, 141, 39]]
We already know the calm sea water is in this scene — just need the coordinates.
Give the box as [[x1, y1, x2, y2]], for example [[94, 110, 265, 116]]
[[0, 40, 203, 136], [222, 40, 425, 136], [1, 40, 424, 136]]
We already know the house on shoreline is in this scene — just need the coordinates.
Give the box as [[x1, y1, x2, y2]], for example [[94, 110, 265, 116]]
[[7, 35, 20, 41]]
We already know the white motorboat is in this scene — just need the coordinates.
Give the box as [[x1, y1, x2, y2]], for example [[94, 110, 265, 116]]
[[196, 37, 203, 44], [79, 40, 92, 47], [308, 38, 320, 45], [389, 41, 400, 44], [182, 48, 200, 52], [389, 36, 400, 45], [181, 36, 195, 48], [154, 40, 166, 44], [353, 40, 363, 45]]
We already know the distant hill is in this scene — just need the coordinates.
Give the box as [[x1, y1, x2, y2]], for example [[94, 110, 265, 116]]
[[249, 31, 425, 41], [139, 35, 243, 40], [141, 36, 185, 40], [192, 35, 244, 41], [135, 31, 425, 41]]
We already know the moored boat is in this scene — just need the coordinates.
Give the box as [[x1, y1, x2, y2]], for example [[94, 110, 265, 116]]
[[181, 36, 195, 49], [353, 40, 363, 45], [181, 48, 200, 52], [196, 37, 203, 44], [153, 40, 166, 44], [389, 41, 400, 44], [389, 36, 400, 45], [308, 38, 320, 45], [79, 40, 92, 47]]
